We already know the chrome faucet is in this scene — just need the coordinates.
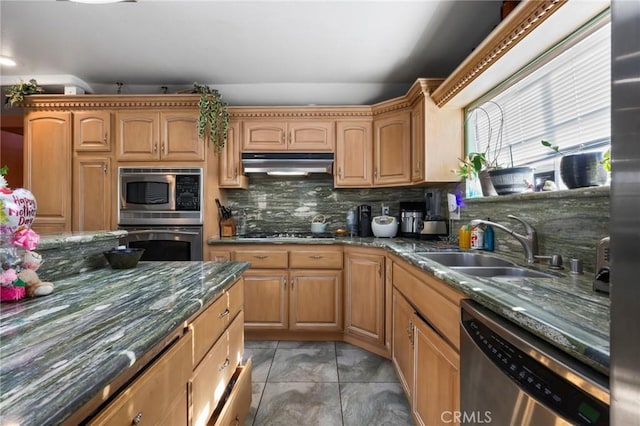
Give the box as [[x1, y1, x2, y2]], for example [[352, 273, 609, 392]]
[[470, 215, 538, 264]]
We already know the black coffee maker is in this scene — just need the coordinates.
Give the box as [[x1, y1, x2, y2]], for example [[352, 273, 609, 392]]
[[357, 204, 372, 237]]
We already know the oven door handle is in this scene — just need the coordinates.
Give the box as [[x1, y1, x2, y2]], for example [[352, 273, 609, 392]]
[[125, 230, 201, 237]]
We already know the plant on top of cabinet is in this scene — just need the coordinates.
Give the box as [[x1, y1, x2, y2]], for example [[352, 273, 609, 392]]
[[4, 79, 43, 107], [193, 83, 229, 153]]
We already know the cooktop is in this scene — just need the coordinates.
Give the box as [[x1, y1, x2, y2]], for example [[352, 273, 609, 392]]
[[238, 231, 335, 239]]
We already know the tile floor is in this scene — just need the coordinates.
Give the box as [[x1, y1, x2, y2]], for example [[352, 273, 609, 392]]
[[243, 340, 413, 426]]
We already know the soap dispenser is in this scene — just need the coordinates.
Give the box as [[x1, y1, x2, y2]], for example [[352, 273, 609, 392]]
[[484, 218, 495, 251]]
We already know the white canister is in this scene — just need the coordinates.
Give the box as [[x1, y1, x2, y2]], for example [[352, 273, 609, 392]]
[[470, 225, 484, 250]]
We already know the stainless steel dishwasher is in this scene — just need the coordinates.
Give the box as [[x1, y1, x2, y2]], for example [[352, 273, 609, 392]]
[[460, 300, 610, 425]]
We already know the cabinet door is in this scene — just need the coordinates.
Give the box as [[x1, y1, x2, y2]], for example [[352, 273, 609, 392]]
[[24, 112, 72, 233], [392, 289, 415, 399], [219, 119, 248, 188], [335, 120, 373, 187], [116, 111, 159, 161], [243, 269, 288, 330], [242, 120, 287, 151], [288, 121, 335, 151], [160, 111, 205, 161], [344, 250, 385, 346], [413, 314, 460, 426], [73, 111, 111, 152], [411, 101, 425, 182], [289, 270, 342, 331], [73, 157, 111, 232], [373, 111, 411, 186]]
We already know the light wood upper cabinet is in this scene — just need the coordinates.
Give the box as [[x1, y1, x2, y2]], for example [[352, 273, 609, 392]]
[[373, 110, 411, 186], [24, 112, 72, 234], [73, 157, 112, 232], [73, 111, 111, 152], [116, 111, 204, 161], [219, 119, 248, 188], [334, 120, 373, 187], [243, 120, 334, 152], [344, 248, 386, 347]]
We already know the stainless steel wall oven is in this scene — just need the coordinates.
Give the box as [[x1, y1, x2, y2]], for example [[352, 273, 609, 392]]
[[118, 167, 204, 261]]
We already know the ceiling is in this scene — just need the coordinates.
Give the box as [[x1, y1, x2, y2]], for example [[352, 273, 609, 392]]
[[0, 0, 502, 106]]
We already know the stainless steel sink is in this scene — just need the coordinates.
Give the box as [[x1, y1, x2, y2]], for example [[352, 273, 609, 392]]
[[415, 252, 515, 267], [450, 266, 553, 278]]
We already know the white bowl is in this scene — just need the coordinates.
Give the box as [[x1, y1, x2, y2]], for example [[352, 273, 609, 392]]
[[371, 216, 398, 238], [311, 222, 327, 233]]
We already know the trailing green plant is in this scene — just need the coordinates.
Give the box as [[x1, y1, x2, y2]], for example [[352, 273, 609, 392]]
[[5, 79, 44, 107], [193, 83, 229, 153], [601, 149, 611, 172]]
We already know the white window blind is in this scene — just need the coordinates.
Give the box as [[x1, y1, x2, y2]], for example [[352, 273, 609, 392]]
[[465, 16, 611, 177]]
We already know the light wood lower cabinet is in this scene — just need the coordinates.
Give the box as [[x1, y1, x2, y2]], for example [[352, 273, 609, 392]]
[[243, 269, 289, 330], [344, 248, 386, 347], [289, 269, 342, 331], [392, 289, 415, 399]]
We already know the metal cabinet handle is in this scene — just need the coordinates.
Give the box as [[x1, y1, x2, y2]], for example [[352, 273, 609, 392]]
[[310, 255, 323, 259], [153, 143, 158, 152], [234, 415, 240, 426], [218, 308, 230, 318], [234, 167, 238, 179], [374, 168, 378, 179], [132, 412, 143, 425], [338, 167, 343, 179], [291, 278, 294, 290], [288, 132, 292, 144], [254, 255, 268, 259], [104, 132, 107, 143], [218, 358, 230, 372], [103, 165, 107, 174]]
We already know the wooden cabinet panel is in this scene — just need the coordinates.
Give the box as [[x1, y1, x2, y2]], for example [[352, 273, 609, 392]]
[[392, 288, 415, 399], [211, 360, 252, 426], [411, 101, 425, 182], [289, 270, 342, 331], [116, 111, 158, 161], [233, 249, 288, 269], [373, 111, 411, 186], [24, 112, 72, 233], [219, 119, 248, 188], [413, 314, 460, 426], [289, 248, 343, 269], [191, 292, 230, 368], [73, 157, 111, 232], [88, 332, 192, 426], [73, 111, 111, 152], [161, 111, 205, 161], [344, 249, 385, 346], [288, 121, 334, 151], [392, 262, 463, 350], [242, 121, 287, 151], [228, 277, 244, 322], [208, 249, 231, 262], [334, 120, 373, 187], [243, 269, 288, 329]]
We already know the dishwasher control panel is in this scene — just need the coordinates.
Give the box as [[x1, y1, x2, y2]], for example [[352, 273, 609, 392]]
[[463, 315, 609, 425]]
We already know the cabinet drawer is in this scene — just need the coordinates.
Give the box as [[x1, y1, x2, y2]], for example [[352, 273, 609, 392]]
[[192, 291, 229, 368], [233, 250, 288, 269], [210, 360, 252, 426], [191, 312, 244, 426], [289, 249, 343, 269], [392, 263, 463, 350], [89, 332, 192, 426]]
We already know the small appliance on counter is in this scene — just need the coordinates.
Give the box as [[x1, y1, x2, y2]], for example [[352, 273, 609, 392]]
[[420, 189, 448, 240], [357, 204, 372, 237], [371, 216, 398, 238], [593, 236, 610, 294], [399, 201, 425, 238]]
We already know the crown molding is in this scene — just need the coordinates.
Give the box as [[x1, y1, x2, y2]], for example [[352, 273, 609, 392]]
[[431, 0, 567, 108], [17, 94, 201, 110]]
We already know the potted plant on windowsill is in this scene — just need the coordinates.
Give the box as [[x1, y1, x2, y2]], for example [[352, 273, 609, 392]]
[[455, 152, 498, 196], [541, 140, 608, 189]]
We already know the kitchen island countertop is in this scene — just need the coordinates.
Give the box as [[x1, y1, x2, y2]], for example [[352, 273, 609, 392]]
[[0, 260, 249, 425], [208, 236, 610, 376]]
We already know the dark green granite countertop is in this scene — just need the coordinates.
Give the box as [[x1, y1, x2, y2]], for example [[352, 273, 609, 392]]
[[208, 236, 610, 375], [0, 260, 249, 425]]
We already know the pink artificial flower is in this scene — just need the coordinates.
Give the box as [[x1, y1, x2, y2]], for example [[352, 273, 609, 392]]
[[11, 228, 40, 251], [0, 268, 18, 286]]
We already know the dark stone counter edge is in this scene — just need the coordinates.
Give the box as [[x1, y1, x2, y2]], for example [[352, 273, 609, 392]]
[[207, 237, 610, 375]]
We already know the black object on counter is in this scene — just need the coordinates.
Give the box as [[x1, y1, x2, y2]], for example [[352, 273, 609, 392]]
[[357, 204, 372, 237]]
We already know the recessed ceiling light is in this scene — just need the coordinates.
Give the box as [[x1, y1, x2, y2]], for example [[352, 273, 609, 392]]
[[0, 56, 16, 66]]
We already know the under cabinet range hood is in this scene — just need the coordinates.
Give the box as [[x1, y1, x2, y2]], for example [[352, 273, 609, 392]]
[[241, 152, 334, 175]]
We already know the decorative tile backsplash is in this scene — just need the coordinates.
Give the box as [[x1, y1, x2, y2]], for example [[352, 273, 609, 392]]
[[223, 175, 429, 233]]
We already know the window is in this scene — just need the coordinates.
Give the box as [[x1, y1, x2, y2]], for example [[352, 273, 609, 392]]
[[465, 12, 610, 193]]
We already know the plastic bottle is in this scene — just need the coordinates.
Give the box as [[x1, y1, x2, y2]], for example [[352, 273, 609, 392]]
[[470, 225, 484, 250], [458, 224, 471, 249], [484, 218, 495, 251]]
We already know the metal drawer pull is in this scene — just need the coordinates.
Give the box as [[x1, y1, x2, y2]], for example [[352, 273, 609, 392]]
[[132, 412, 143, 425], [254, 255, 268, 259], [309, 255, 324, 259], [219, 358, 230, 371], [218, 308, 230, 318], [234, 415, 240, 426]]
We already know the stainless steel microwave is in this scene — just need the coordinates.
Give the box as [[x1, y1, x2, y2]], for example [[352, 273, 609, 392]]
[[118, 167, 203, 226]]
